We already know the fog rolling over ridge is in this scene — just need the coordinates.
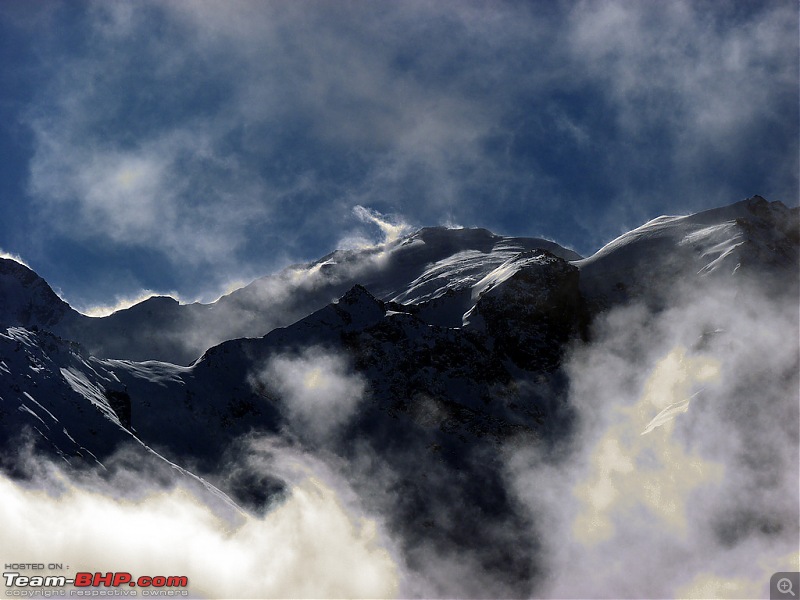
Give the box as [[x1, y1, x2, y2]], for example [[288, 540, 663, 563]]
[[0, 196, 797, 598]]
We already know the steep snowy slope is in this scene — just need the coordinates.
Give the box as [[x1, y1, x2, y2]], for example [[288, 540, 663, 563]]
[[576, 195, 799, 308], [0, 323, 285, 472], [0, 326, 239, 509]]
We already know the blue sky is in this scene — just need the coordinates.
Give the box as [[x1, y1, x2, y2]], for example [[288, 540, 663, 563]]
[[0, 0, 797, 314]]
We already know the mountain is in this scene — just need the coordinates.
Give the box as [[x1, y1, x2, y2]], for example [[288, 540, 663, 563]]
[[0, 258, 76, 329], [2, 195, 795, 466], [5, 197, 796, 366], [0, 254, 586, 590], [0, 195, 797, 597], [7, 229, 580, 365]]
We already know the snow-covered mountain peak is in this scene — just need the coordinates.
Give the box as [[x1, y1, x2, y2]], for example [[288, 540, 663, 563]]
[[577, 196, 793, 266], [382, 229, 581, 305], [0, 257, 74, 329], [575, 195, 799, 307]]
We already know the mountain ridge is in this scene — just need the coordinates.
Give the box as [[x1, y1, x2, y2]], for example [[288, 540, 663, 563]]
[[2, 195, 795, 365]]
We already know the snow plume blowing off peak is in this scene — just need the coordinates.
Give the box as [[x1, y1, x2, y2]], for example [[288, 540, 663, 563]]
[[347, 205, 413, 249], [0, 248, 32, 269], [506, 275, 799, 599]]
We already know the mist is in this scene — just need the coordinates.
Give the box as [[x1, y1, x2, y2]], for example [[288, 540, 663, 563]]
[[253, 346, 368, 442], [506, 275, 799, 598], [0, 443, 399, 599]]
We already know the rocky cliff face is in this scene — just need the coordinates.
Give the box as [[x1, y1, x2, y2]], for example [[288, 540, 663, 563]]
[[464, 249, 584, 371]]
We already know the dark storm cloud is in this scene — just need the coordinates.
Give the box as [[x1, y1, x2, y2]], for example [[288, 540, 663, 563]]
[[0, 0, 796, 307]]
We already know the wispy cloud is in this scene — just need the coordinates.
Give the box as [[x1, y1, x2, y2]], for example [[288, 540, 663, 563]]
[[338, 205, 414, 251], [27, 107, 270, 264], [7, 0, 797, 308], [566, 0, 798, 222], [253, 346, 368, 443]]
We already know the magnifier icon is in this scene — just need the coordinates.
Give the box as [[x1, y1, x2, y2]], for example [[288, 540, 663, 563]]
[[778, 578, 796, 597]]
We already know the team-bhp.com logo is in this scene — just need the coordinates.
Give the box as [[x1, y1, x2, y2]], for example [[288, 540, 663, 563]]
[[4, 571, 188, 597]]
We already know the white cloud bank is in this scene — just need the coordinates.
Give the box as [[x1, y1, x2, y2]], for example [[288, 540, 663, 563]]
[[0, 453, 399, 599]]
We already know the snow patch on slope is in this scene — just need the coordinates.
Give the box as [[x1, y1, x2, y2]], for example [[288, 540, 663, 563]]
[[60, 367, 119, 423]]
